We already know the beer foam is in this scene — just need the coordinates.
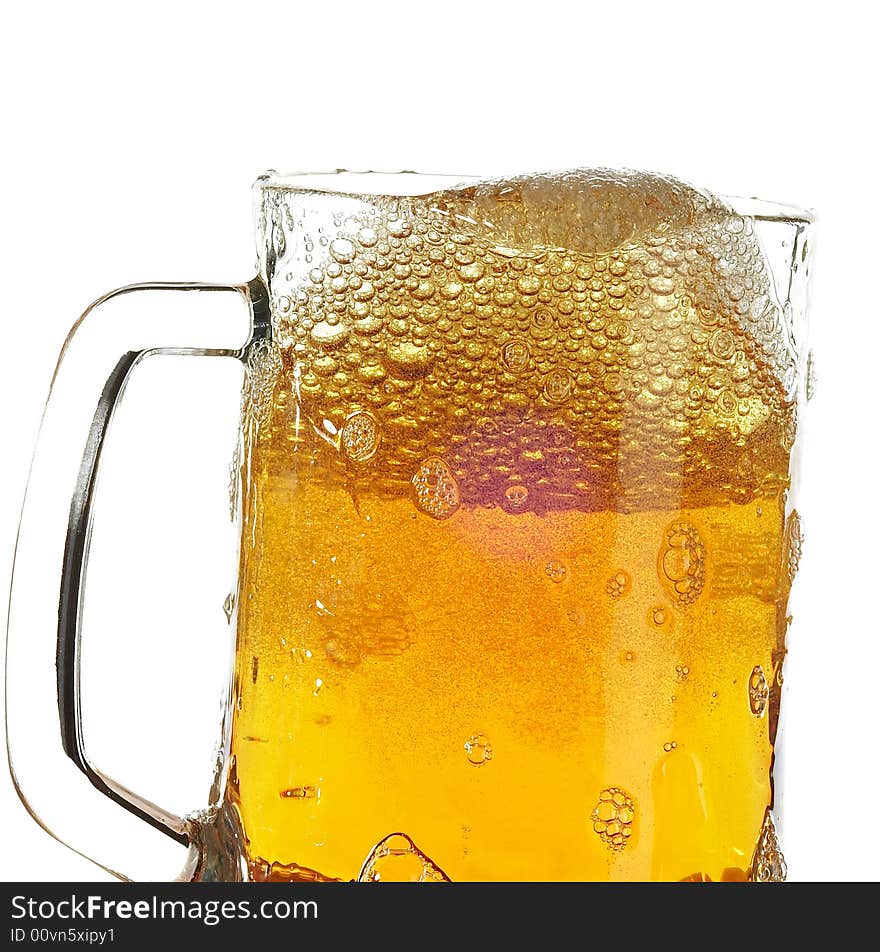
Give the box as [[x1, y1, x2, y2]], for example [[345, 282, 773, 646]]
[[252, 169, 798, 512]]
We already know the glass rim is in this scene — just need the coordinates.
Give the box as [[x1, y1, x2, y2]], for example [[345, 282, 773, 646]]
[[255, 169, 815, 224]]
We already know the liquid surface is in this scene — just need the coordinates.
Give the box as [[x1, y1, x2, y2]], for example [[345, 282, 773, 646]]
[[224, 170, 802, 882]]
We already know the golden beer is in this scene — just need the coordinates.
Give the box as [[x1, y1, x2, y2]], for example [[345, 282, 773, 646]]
[[224, 171, 801, 882]]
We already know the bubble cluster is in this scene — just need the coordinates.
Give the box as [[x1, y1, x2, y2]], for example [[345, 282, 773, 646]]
[[659, 522, 706, 606], [748, 665, 769, 717], [591, 787, 636, 851], [358, 833, 451, 883], [674, 663, 690, 681], [411, 457, 460, 520], [605, 571, 631, 599], [258, 169, 798, 515], [464, 733, 494, 767]]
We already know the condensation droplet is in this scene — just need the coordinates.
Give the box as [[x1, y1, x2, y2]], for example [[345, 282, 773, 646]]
[[280, 785, 319, 800], [591, 787, 636, 851], [412, 457, 460, 520], [340, 410, 381, 463], [544, 560, 567, 583], [658, 521, 706, 606], [750, 809, 787, 882], [606, 571, 631, 599], [783, 510, 803, 587], [543, 367, 573, 404], [464, 733, 494, 766], [358, 832, 450, 883], [806, 350, 817, 401], [503, 484, 530, 511], [748, 665, 769, 717], [500, 337, 531, 374]]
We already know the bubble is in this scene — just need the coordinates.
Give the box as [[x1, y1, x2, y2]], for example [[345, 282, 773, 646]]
[[591, 787, 636, 851], [223, 592, 235, 623], [329, 237, 355, 263], [651, 607, 667, 626], [357, 227, 378, 247], [503, 484, 530, 511], [358, 832, 451, 883], [658, 521, 706, 606], [748, 665, 769, 717], [412, 457, 460, 519], [279, 785, 319, 800], [545, 560, 567, 583], [386, 218, 412, 238], [750, 810, 787, 882], [605, 571, 631, 599], [663, 741, 678, 752], [543, 368, 573, 404], [310, 320, 350, 348], [464, 733, 494, 766], [384, 341, 434, 378], [340, 410, 381, 463], [621, 650, 636, 663], [500, 337, 531, 374]]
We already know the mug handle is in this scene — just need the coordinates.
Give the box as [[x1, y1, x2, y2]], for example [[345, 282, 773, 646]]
[[6, 278, 268, 879]]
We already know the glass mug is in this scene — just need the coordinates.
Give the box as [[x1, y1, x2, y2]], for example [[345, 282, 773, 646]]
[[6, 170, 813, 882]]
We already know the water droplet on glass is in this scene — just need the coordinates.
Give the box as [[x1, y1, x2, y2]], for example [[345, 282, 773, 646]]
[[464, 733, 494, 767], [504, 484, 530, 511], [806, 349, 817, 401], [412, 457, 460, 520], [783, 510, 803, 587], [358, 832, 450, 883], [223, 592, 235, 623], [545, 560, 567, 583], [279, 785, 319, 800], [500, 337, 531, 374], [591, 787, 636, 851], [543, 368, 573, 404], [748, 665, 769, 717], [340, 410, 381, 463], [750, 809, 787, 882]]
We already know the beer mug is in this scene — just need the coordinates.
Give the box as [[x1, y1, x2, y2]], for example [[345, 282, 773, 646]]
[[6, 170, 813, 882]]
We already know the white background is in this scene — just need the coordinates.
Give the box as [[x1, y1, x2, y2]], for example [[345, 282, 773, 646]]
[[1, 0, 878, 882]]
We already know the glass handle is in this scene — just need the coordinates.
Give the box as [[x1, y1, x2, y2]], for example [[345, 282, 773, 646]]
[[6, 278, 268, 880]]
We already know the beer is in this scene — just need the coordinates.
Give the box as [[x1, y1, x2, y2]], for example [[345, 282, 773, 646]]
[[224, 171, 801, 881]]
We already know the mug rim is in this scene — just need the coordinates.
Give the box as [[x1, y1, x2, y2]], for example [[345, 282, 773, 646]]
[[255, 169, 815, 224]]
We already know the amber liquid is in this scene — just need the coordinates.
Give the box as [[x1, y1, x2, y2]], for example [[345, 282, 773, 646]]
[[225, 172, 799, 882]]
